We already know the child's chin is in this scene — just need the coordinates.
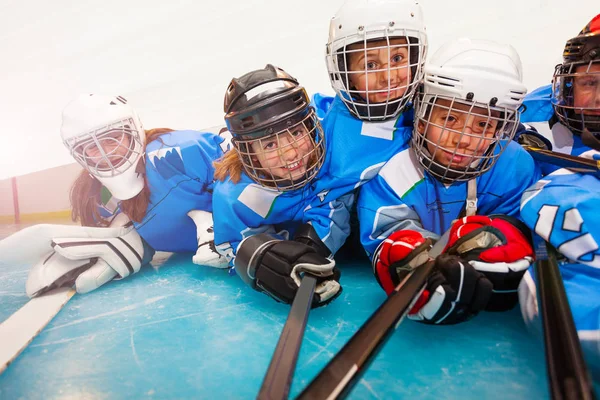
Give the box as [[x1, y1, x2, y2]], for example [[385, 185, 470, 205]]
[[370, 95, 404, 104], [289, 169, 308, 180]]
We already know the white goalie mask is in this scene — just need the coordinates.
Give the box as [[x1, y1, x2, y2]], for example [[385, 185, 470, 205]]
[[326, 0, 428, 121], [60, 94, 146, 200], [412, 38, 527, 183]]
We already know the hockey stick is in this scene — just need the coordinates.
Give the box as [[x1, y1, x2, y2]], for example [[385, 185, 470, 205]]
[[295, 229, 451, 400], [532, 235, 596, 400], [257, 274, 317, 400], [0, 287, 75, 374], [523, 146, 600, 176]]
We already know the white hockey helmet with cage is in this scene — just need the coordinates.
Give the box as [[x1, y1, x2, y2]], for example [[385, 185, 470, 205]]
[[61, 94, 146, 200], [326, 0, 427, 121], [412, 38, 527, 183]]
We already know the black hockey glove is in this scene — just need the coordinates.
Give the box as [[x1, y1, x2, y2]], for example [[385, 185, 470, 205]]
[[234, 233, 342, 308], [408, 254, 493, 325], [293, 223, 332, 258]]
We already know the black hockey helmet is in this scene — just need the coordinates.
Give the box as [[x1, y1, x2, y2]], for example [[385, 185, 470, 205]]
[[223, 65, 326, 192], [224, 65, 312, 141], [552, 14, 600, 139]]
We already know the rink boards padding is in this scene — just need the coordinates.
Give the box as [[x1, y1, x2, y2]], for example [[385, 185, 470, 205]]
[[0, 252, 551, 399]]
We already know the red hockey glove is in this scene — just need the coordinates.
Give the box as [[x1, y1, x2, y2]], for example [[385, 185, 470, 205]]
[[444, 215, 534, 311], [373, 230, 432, 295]]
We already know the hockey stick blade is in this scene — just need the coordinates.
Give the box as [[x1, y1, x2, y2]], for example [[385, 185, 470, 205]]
[[296, 230, 451, 400], [524, 146, 600, 176], [257, 274, 317, 400], [533, 235, 596, 400], [0, 287, 75, 375]]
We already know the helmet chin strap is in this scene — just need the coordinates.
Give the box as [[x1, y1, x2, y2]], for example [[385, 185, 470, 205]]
[[348, 95, 406, 121], [465, 179, 478, 217]]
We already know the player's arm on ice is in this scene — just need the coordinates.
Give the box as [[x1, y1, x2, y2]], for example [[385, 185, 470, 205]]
[[356, 174, 433, 294], [213, 210, 281, 267]]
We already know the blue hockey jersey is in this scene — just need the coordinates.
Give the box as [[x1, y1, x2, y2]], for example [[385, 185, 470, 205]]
[[213, 94, 414, 262], [358, 141, 541, 257], [131, 130, 229, 253], [519, 84, 600, 174], [519, 170, 600, 377]]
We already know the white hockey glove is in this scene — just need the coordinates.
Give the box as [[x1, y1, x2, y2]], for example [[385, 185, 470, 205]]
[[187, 210, 228, 268], [0, 217, 147, 297]]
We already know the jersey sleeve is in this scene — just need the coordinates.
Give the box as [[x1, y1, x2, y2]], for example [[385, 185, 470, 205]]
[[145, 130, 227, 201], [302, 192, 353, 255], [520, 170, 600, 269], [212, 180, 281, 265], [357, 174, 436, 259], [519, 84, 554, 124], [137, 131, 228, 252], [478, 141, 542, 220]]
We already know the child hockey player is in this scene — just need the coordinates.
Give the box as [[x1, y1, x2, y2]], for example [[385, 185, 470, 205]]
[[1, 94, 229, 297], [314, 0, 428, 255], [212, 65, 345, 307], [358, 38, 540, 325], [517, 14, 600, 171], [518, 14, 600, 377]]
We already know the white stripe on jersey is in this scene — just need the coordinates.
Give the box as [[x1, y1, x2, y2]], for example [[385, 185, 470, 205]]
[[379, 148, 424, 198], [238, 184, 281, 218]]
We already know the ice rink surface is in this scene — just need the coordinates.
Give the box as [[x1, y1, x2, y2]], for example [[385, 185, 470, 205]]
[[0, 250, 551, 399], [2, 1, 600, 397]]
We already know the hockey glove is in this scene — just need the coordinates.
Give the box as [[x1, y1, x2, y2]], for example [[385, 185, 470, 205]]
[[293, 223, 332, 258], [234, 233, 341, 308], [444, 215, 534, 311], [372, 230, 432, 295], [0, 218, 150, 297], [408, 254, 493, 325], [187, 210, 228, 268]]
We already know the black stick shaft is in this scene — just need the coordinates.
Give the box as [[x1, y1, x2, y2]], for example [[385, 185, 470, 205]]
[[296, 260, 435, 400], [296, 231, 450, 400], [524, 146, 599, 175], [257, 275, 317, 400], [534, 237, 596, 400]]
